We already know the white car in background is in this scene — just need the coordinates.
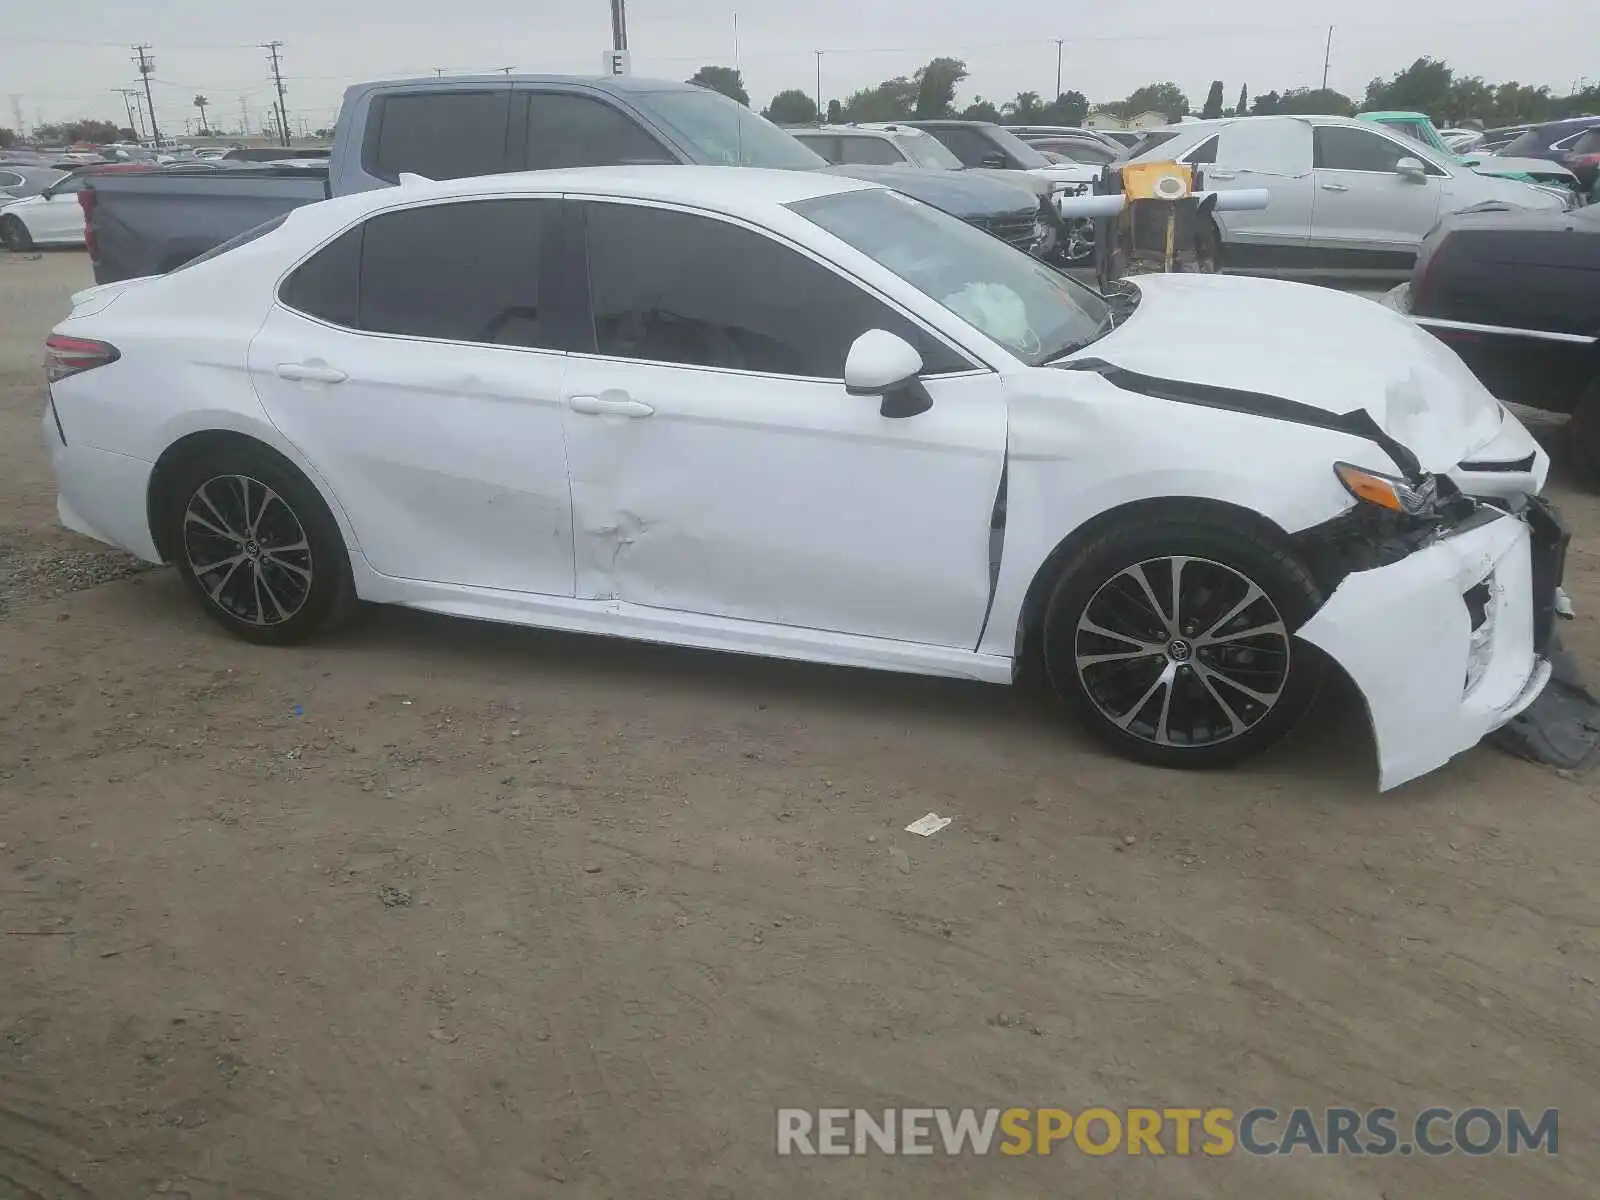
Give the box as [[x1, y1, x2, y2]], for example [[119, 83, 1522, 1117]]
[[43, 166, 1561, 791], [1125, 115, 1569, 277], [0, 171, 88, 250]]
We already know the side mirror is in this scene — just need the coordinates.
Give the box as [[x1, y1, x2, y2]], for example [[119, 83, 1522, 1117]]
[[845, 330, 932, 419], [1395, 156, 1428, 182]]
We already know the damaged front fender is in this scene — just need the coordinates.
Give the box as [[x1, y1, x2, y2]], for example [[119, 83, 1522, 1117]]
[[1297, 511, 1551, 790]]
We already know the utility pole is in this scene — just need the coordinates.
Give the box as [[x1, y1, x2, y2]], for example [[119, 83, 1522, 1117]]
[[1054, 38, 1064, 101], [610, 0, 629, 51], [1321, 26, 1333, 93], [132, 44, 160, 145], [814, 50, 823, 122], [733, 10, 740, 74], [239, 96, 249, 137], [114, 89, 140, 137], [263, 41, 290, 146]]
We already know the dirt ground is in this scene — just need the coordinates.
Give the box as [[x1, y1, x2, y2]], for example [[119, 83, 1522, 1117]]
[[2, 249, 1598, 1199]]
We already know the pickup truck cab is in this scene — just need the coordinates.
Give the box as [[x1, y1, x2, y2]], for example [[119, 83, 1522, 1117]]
[[81, 75, 1052, 283]]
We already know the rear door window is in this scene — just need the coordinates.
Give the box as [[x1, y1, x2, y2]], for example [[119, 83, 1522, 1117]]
[[926, 126, 994, 167], [523, 92, 676, 168], [367, 90, 512, 181], [358, 199, 555, 347], [791, 134, 840, 162], [835, 136, 905, 166]]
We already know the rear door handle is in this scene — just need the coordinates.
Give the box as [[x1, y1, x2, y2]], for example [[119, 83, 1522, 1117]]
[[276, 362, 348, 384], [1320, 182, 1350, 192], [569, 394, 654, 418]]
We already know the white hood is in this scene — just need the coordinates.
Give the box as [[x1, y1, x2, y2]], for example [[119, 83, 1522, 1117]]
[[1088, 273, 1504, 473], [1466, 154, 1580, 185]]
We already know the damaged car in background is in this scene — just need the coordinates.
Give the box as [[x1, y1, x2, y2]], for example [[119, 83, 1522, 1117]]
[[43, 167, 1568, 790]]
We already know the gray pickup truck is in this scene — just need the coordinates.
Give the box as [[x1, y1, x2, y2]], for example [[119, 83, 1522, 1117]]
[[83, 75, 1056, 284]]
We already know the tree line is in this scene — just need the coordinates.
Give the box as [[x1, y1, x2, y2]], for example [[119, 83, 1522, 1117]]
[[8, 56, 1595, 152], [689, 56, 1599, 130]]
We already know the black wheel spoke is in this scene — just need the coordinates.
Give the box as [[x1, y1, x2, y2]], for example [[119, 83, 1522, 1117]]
[[182, 473, 312, 628], [1076, 556, 1290, 749]]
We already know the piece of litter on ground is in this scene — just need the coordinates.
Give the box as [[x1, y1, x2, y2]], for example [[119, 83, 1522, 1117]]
[[905, 813, 952, 837]]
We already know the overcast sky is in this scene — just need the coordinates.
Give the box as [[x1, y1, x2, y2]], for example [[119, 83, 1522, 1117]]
[[3, 0, 1594, 136]]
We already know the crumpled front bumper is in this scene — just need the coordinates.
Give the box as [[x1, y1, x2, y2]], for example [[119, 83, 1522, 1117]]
[[1297, 507, 1556, 790]]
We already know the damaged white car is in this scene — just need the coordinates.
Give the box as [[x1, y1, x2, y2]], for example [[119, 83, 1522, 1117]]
[[44, 167, 1567, 789]]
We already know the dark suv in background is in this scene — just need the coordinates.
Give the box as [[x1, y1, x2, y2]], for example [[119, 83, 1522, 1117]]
[[1501, 117, 1600, 194]]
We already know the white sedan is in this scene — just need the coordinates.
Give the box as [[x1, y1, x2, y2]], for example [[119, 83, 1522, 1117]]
[[0, 171, 88, 250], [44, 166, 1563, 789]]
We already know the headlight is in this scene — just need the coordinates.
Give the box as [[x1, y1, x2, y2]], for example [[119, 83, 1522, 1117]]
[[1333, 462, 1439, 516], [1530, 183, 1575, 209]]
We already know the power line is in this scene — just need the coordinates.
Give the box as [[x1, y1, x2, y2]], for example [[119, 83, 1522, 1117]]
[[262, 41, 290, 146]]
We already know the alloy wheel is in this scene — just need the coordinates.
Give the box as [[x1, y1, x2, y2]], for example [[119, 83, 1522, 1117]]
[[1073, 556, 1291, 747], [181, 474, 313, 626]]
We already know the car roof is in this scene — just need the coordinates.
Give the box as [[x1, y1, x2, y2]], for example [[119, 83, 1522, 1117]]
[[357, 73, 703, 96], [800, 125, 894, 137], [848, 123, 938, 136], [1359, 110, 1429, 120], [306, 164, 873, 225], [1537, 115, 1600, 132], [902, 119, 997, 129]]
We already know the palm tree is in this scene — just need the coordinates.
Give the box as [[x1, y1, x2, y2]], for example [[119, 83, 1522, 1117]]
[[193, 94, 210, 134], [1003, 91, 1043, 121]]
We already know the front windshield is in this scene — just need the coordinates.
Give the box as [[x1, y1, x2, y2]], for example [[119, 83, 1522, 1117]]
[[639, 89, 826, 170], [896, 132, 964, 170], [791, 188, 1110, 364], [984, 125, 1051, 169]]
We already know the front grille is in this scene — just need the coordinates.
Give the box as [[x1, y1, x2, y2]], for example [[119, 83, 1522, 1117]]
[[979, 213, 1039, 250]]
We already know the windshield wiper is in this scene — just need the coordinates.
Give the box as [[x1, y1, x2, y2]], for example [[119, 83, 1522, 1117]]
[[1038, 309, 1117, 365]]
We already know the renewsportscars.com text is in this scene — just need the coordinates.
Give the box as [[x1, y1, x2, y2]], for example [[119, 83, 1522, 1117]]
[[776, 1106, 1558, 1157]]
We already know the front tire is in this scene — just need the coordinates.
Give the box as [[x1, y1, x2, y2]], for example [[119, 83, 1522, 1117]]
[[0, 215, 34, 252], [159, 444, 355, 645], [1041, 513, 1325, 770]]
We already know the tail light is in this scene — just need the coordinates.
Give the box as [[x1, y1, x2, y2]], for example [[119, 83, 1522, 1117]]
[[1410, 232, 1444, 312], [78, 187, 96, 260], [45, 333, 119, 382]]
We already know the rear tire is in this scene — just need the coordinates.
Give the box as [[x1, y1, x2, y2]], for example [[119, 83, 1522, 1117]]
[[158, 443, 356, 645], [0, 215, 34, 253], [1041, 512, 1325, 770]]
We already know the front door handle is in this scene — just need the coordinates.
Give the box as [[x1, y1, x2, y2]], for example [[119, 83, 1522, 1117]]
[[569, 394, 654, 418], [1206, 169, 1238, 180], [1320, 182, 1350, 192], [276, 362, 348, 384]]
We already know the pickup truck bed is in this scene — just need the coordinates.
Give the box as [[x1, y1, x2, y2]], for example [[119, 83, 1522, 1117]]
[[85, 166, 329, 282]]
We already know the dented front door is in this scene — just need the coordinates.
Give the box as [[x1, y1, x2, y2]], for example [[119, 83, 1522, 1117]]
[[559, 355, 1007, 648]]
